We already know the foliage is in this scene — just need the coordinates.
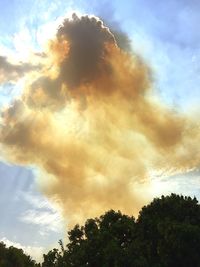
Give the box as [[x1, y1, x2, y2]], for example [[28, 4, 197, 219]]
[[136, 194, 200, 267], [3, 194, 200, 267], [0, 242, 39, 267], [42, 194, 200, 267]]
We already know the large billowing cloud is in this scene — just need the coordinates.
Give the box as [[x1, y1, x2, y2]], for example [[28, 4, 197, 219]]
[[0, 14, 199, 225]]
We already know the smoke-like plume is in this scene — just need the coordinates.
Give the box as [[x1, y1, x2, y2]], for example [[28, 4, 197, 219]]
[[0, 14, 200, 225]]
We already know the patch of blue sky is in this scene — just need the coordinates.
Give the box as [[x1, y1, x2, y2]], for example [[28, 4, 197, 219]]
[[110, 0, 200, 110], [0, 82, 16, 98], [0, 0, 74, 52], [154, 169, 200, 199], [0, 81, 24, 109], [0, 84, 13, 106], [64, 0, 200, 109], [0, 162, 64, 247]]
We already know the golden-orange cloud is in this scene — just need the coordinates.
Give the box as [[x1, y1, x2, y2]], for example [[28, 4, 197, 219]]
[[0, 14, 199, 226]]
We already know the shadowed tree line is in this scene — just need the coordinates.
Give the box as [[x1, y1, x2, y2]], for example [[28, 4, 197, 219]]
[[2, 194, 200, 267], [0, 242, 40, 267]]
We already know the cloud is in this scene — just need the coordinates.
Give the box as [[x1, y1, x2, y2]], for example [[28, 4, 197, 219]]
[[0, 13, 200, 226], [19, 209, 63, 233], [20, 191, 58, 211], [18, 191, 64, 234], [0, 55, 40, 84]]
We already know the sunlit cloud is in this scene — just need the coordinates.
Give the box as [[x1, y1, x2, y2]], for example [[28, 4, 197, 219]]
[[0, 13, 199, 228], [19, 209, 64, 233]]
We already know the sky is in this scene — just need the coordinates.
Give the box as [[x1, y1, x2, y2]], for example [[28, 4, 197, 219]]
[[0, 0, 200, 262]]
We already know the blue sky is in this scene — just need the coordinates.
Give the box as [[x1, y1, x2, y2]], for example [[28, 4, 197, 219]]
[[0, 0, 200, 262]]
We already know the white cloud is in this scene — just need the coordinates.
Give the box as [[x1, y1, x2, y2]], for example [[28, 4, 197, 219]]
[[20, 209, 64, 233], [13, 27, 34, 61], [21, 191, 58, 211], [18, 190, 65, 236]]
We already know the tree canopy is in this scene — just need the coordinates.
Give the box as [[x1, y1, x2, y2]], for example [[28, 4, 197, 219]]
[[3, 194, 200, 267], [0, 242, 39, 267], [41, 194, 200, 267]]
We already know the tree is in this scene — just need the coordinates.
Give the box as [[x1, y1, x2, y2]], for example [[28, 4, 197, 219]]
[[41, 194, 200, 267], [136, 194, 200, 267], [42, 248, 61, 267], [65, 210, 137, 267], [0, 242, 39, 267]]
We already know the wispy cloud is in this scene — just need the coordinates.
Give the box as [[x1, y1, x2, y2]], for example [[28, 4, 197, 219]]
[[18, 191, 64, 235], [20, 191, 58, 211], [20, 209, 64, 233]]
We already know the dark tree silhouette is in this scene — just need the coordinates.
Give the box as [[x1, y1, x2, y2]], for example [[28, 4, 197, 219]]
[[0, 242, 39, 267], [64, 210, 136, 267], [136, 194, 200, 267], [42, 194, 200, 267], [3, 194, 200, 267]]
